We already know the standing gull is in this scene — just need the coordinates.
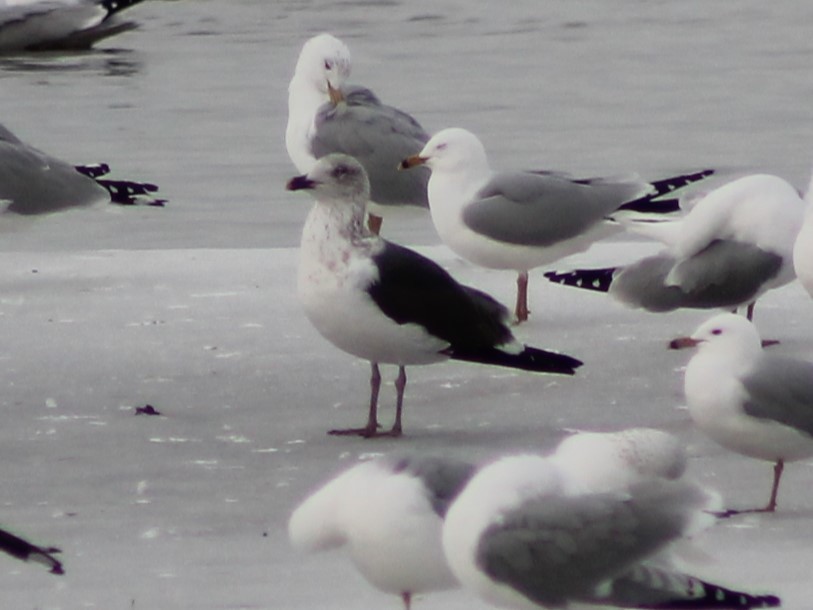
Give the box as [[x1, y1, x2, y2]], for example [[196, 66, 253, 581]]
[[672, 313, 813, 514], [442, 452, 780, 609], [287, 154, 582, 438], [289, 454, 475, 609], [286, 33, 430, 234], [0, 122, 165, 215], [0, 0, 146, 52], [400, 127, 713, 322], [545, 173, 807, 320]]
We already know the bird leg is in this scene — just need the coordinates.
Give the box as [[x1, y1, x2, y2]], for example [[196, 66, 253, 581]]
[[389, 366, 407, 437], [328, 362, 383, 437], [401, 591, 412, 610], [712, 459, 784, 518], [764, 459, 784, 512], [367, 213, 383, 235], [515, 271, 530, 323]]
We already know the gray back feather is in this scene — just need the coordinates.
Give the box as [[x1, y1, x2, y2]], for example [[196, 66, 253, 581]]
[[742, 356, 813, 437], [476, 479, 701, 607], [384, 455, 476, 517], [612, 240, 782, 312], [463, 172, 648, 246]]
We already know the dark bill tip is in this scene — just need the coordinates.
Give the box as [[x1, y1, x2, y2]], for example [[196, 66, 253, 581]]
[[668, 336, 701, 350], [398, 155, 426, 171], [286, 175, 317, 191]]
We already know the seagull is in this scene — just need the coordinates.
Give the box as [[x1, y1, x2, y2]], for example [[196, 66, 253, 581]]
[[671, 313, 813, 514], [442, 451, 780, 609], [0, 122, 165, 216], [0, 0, 146, 52], [289, 454, 476, 609], [286, 33, 430, 234], [287, 153, 582, 438], [549, 427, 688, 494], [545, 173, 807, 321], [0, 525, 63, 574], [400, 127, 713, 322]]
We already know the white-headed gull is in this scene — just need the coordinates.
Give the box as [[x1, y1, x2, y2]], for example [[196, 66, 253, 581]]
[[400, 127, 713, 322], [546, 173, 806, 320], [0, 122, 165, 215], [286, 33, 430, 234], [0, 0, 145, 52], [442, 451, 780, 609], [549, 427, 688, 494], [672, 313, 813, 514], [289, 454, 475, 609], [0, 525, 63, 574], [287, 154, 582, 437]]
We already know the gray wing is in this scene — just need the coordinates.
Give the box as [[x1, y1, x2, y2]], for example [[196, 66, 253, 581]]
[[475, 480, 699, 608], [384, 455, 477, 517], [311, 89, 429, 208], [741, 356, 813, 437], [612, 240, 783, 312], [0, 134, 105, 215], [462, 172, 650, 247]]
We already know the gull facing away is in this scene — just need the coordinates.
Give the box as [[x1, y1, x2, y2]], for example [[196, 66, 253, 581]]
[[286, 33, 430, 234], [672, 313, 813, 514], [400, 127, 713, 322], [545, 173, 807, 320], [287, 154, 582, 438], [442, 451, 780, 609], [289, 454, 476, 610], [0, 122, 165, 215], [0, 0, 146, 52], [0, 525, 63, 574], [549, 427, 688, 494]]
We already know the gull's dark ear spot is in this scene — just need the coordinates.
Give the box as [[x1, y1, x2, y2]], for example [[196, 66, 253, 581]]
[[331, 162, 359, 181]]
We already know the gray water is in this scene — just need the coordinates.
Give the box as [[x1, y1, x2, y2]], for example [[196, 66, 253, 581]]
[[1, 0, 813, 251]]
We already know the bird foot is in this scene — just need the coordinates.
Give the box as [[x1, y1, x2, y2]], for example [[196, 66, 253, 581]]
[[327, 426, 402, 439], [711, 506, 776, 519]]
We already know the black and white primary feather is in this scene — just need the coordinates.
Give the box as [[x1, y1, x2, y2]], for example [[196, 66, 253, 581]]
[[287, 153, 582, 438], [0, 0, 147, 52], [0, 122, 165, 216], [0, 526, 63, 574]]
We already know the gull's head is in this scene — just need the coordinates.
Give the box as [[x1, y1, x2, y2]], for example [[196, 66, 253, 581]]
[[400, 127, 489, 175], [287, 154, 370, 205], [293, 33, 351, 100], [670, 313, 763, 356]]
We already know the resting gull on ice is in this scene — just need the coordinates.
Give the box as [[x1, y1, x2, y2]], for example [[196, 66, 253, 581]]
[[0, 0, 146, 52], [0, 122, 165, 215], [400, 127, 713, 322], [672, 313, 813, 514], [545, 173, 807, 320], [287, 154, 582, 438], [289, 454, 475, 609], [286, 33, 430, 234], [0, 525, 63, 574], [442, 450, 780, 609]]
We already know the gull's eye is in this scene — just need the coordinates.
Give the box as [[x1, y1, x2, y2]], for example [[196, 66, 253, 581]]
[[332, 164, 350, 179], [435, 142, 448, 152], [324, 60, 332, 70], [711, 328, 722, 336]]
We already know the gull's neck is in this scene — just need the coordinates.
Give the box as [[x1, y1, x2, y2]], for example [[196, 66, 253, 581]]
[[302, 195, 371, 247], [286, 77, 328, 172]]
